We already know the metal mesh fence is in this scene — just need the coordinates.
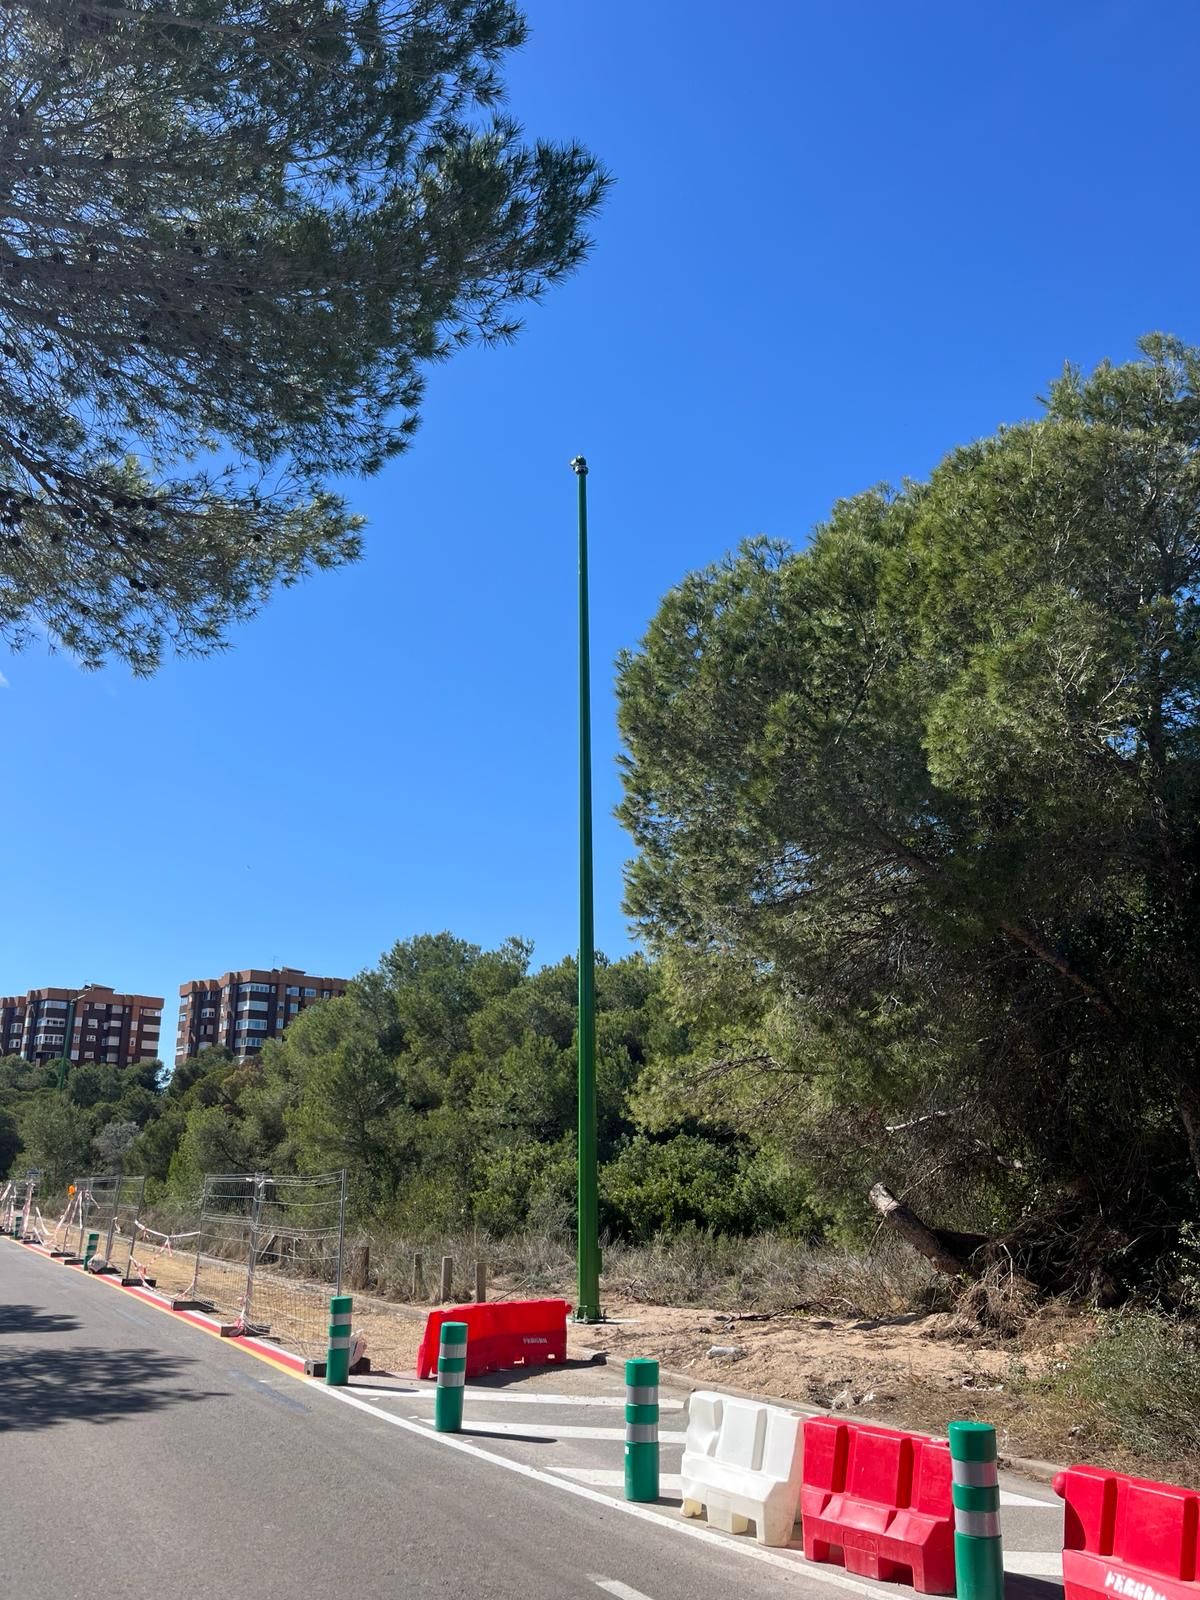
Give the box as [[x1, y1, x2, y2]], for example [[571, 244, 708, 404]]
[[82, 1175, 145, 1277], [83, 1175, 121, 1264], [17, 1173, 38, 1239], [34, 1187, 81, 1251], [186, 1170, 346, 1360]]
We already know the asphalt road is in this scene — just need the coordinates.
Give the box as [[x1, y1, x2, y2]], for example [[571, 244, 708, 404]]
[[1, 1242, 1064, 1600]]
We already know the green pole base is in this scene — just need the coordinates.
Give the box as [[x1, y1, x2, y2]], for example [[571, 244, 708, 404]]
[[434, 1384, 464, 1432], [83, 1231, 99, 1267], [325, 1352, 351, 1385], [955, 1532, 1005, 1600], [624, 1441, 659, 1502], [435, 1321, 467, 1432]]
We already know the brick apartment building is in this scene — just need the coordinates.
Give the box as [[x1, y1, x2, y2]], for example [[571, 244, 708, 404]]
[[0, 985, 165, 1066], [175, 967, 348, 1063]]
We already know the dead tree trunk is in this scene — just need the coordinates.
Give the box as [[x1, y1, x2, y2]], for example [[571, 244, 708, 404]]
[[868, 1182, 982, 1278]]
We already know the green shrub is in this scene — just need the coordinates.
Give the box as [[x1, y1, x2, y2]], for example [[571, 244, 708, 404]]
[[1035, 1311, 1200, 1472]]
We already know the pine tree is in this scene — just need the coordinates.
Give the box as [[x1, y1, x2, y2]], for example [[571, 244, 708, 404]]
[[0, 2, 607, 670]]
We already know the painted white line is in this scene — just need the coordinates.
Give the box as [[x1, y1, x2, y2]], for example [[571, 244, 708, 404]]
[[348, 1383, 431, 1396], [556, 1468, 684, 1494], [411, 1417, 687, 1443], [369, 1388, 684, 1411], [310, 1382, 905, 1600], [999, 1488, 1058, 1508], [592, 1579, 658, 1600], [1004, 1552, 1063, 1577]]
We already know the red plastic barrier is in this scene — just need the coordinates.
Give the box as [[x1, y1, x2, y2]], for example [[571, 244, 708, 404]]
[[1055, 1465, 1200, 1600], [415, 1304, 495, 1380], [415, 1299, 569, 1381], [801, 1417, 955, 1595]]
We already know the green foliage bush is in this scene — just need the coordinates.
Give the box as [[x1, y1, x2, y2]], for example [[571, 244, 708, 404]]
[[1033, 1312, 1200, 1472], [0, 932, 808, 1248]]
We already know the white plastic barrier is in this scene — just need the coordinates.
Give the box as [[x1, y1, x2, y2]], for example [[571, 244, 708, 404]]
[[680, 1390, 804, 1547]]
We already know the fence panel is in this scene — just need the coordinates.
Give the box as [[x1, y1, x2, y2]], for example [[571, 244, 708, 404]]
[[83, 1174, 121, 1264], [186, 1173, 256, 1323], [18, 1173, 39, 1240], [182, 1170, 346, 1360], [103, 1176, 145, 1278], [245, 1171, 346, 1359], [34, 1186, 81, 1251]]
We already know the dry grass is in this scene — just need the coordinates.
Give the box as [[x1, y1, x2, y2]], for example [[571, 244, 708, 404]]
[[351, 1224, 951, 1319]]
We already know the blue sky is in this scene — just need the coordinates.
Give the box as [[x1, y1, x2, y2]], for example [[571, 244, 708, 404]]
[[3, 0, 1198, 1043]]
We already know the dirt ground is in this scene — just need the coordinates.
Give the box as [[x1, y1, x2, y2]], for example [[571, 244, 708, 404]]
[[104, 1238, 1089, 1465]]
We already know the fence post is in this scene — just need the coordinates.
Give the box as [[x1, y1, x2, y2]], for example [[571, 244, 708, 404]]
[[326, 1294, 353, 1386], [474, 1261, 487, 1303], [104, 1180, 119, 1267], [335, 1168, 347, 1297], [949, 1420, 1005, 1600], [122, 1175, 145, 1282], [624, 1358, 660, 1502], [74, 1179, 91, 1259], [241, 1173, 267, 1330], [434, 1321, 468, 1432], [440, 1254, 453, 1301], [412, 1252, 424, 1300]]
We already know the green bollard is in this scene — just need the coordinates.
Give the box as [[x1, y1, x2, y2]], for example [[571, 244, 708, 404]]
[[82, 1231, 99, 1269], [325, 1294, 353, 1386], [434, 1321, 467, 1433], [949, 1420, 1005, 1600], [624, 1358, 660, 1502]]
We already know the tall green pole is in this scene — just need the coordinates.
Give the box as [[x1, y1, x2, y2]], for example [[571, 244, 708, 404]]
[[55, 993, 79, 1092], [572, 454, 601, 1323]]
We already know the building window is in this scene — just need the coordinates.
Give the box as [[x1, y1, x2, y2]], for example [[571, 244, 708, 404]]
[[303, 987, 316, 997], [242, 982, 274, 994], [285, 986, 300, 996]]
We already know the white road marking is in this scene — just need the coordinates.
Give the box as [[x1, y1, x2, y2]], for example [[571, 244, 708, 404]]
[[555, 1468, 684, 1494], [592, 1579, 658, 1600], [356, 1386, 684, 1410], [1005, 1553, 1064, 1576], [311, 1382, 914, 1600], [1000, 1488, 1058, 1508], [412, 1417, 687, 1443]]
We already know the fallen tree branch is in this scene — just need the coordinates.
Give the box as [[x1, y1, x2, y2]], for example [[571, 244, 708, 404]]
[[868, 1182, 983, 1278]]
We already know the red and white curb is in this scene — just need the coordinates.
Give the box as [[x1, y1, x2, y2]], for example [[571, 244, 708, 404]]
[[4, 1233, 308, 1373]]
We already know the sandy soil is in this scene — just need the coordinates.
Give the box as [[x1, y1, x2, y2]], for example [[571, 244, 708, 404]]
[[98, 1237, 1090, 1463]]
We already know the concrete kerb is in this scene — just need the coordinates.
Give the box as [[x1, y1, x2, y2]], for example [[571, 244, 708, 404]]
[[4, 1239, 1065, 1485], [5, 1234, 312, 1374]]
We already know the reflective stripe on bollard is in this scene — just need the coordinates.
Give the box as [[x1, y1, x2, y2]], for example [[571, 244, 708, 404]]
[[435, 1321, 468, 1433], [949, 1420, 1005, 1600], [625, 1358, 660, 1502]]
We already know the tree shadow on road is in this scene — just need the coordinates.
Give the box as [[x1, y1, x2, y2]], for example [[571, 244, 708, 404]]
[[0, 1343, 226, 1432], [0, 1303, 81, 1336]]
